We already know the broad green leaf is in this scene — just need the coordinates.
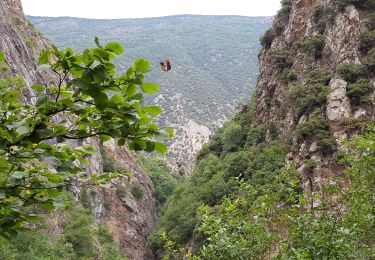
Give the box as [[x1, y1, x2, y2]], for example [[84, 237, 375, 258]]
[[105, 42, 124, 55], [110, 94, 124, 104], [141, 83, 159, 94], [127, 84, 137, 97], [143, 106, 162, 115], [72, 79, 89, 90], [31, 85, 45, 92], [16, 126, 30, 136], [133, 59, 150, 73], [4, 90, 19, 103], [154, 142, 167, 155], [12, 171, 26, 179], [0, 52, 5, 62]]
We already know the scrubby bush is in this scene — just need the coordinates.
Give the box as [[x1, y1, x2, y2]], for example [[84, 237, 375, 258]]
[[246, 125, 267, 146], [139, 156, 181, 205], [312, 5, 336, 33], [282, 67, 297, 82], [347, 78, 375, 105], [294, 110, 337, 154], [271, 49, 294, 70], [360, 30, 375, 54], [364, 48, 375, 72], [131, 185, 145, 200], [260, 29, 276, 49], [337, 63, 365, 83], [334, 0, 375, 10], [287, 83, 330, 118], [303, 159, 317, 174], [301, 34, 325, 58], [116, 186, 127, 198], [221, 121, 246, 153], [307, 68, 332, 85]]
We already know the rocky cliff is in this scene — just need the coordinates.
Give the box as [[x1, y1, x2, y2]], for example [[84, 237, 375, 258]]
[[254, 0, 374, 204], [0, 1, 157, 259]]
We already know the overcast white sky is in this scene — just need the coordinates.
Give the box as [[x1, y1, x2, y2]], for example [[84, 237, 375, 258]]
[[21, 0, 280, 19]]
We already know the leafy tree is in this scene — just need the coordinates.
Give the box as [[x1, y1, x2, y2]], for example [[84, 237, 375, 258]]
[[0, 39, 172, 236]]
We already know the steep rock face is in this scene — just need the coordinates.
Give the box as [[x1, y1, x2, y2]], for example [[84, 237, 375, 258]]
[[254, 0, 374, 204], [0, 1, 156, 259]]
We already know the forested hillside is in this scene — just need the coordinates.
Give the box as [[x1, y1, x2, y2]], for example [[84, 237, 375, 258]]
[[28, 15, 272, 167]]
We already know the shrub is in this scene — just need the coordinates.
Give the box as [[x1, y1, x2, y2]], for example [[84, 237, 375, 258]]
[[102, 154, 116, 173], [307, 68, 332, 85], [221, 122, 246, 153], [260, 29, 275, 49], [300, 34, 325, 58], [246, 125, 267, 146], [337, 63, 365, 83], [303, 159, 317, 174], [360, 30, 375, 54], [312, 5, 336, 33], [287, 83, 330, 117], [282, 68, 297, 82], [131, 185, 144, 200], [116, 186, 127, 198], [364, 48, 375, 72], [271, 49, 294, 70], [334, 0, 375, 10], [294, 110, 337, 154], [347, 78, 375, 105]]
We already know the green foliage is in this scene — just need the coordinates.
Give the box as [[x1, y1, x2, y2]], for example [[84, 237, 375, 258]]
[[260, 29, 276, 49], [116, 186, 127, 199], [131, 185, 144, 200], [347, 78, 375, 106], [80, 186, 92, 211], [0, 204, 125, 259], [139, 155, 181, 206], [282, 67, 297, 83], [312, 5, 336, 33], [307, 68, 332, 85], [271, 49, 294, 70], [337, 63, 365, 83], [190, 125, 375, 259], [246, 125, 267, 146], [221, 122, 245, 153], [300, 34, 325, 58], [151, 136, 286, 250], [0, 40, 172, 235], [0, 228, 75, 259], [360, 29, 375, 53], [294, 110, 337, 154], [364, 48, 375, 72], [63, 206, 96, 258], [334, 0, 375, 10], [260, 0, 292, 49], [287, 83, 330, 118]]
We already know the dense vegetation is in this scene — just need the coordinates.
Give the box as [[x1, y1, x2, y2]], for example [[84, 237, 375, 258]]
[[149, 96, 288, 254], [0, 204, 125, 259]]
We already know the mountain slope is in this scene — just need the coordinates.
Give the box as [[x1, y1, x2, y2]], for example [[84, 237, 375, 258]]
[[28, 15, 272, 167], [150, 0, 375, 257]]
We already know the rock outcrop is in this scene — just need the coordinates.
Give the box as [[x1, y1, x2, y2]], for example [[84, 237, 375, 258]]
[[254, 0, 374, 204], [0, 1, 157, 259]]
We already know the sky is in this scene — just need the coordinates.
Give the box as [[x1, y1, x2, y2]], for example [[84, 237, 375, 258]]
[[21, 0, 281, 19]]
